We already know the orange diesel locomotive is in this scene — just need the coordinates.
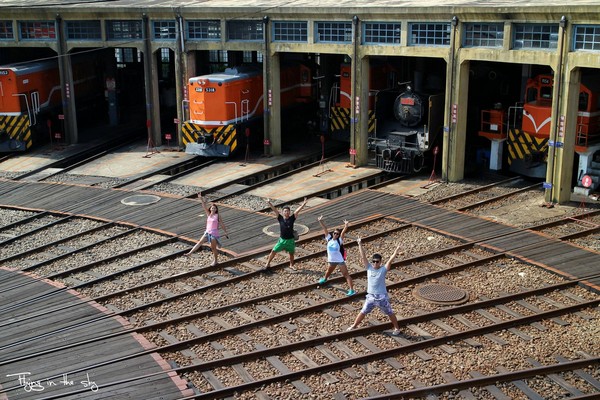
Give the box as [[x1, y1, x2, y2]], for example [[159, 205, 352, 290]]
[[506, 74, 600, 177], [0, 57, 101, 152], [183, 63, 315, 157], [0, 60, 63, 151]]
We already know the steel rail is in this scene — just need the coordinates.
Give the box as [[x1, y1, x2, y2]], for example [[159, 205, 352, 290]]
[[43, 236, 179, 280], [157, 271, 599, 364], [12, 133, 143, 181], [0, 209, 49, 231], [525, 208, 600, 231], [0, 234, 498, 365], [365, 357, 600, 399], [88, 216, 394, 304], [23, 226, 138, 271], [428, 176, 525, 204], [197, 149, 337, 197], [558, 225, 600, 241], [111, 157, 217, 189], [0, 227, 139, 290], [0, 216, 393, 334], [176, 299, 600, 399], [0, 231, 176, 310], [0, 214, 72, 247], [455, 182, 542, 211], [365, 173, 411, 190], [1, 275, 596, 397], [0, 203, 596, 388], [3, 271, 597, 368], [253, 171, 387, 212], [0, 218, 393, 337], [0, 220, 114, 263], [208, 151, 349, 202], [0, 191, 584, 312], [0, 154, 14, 164]]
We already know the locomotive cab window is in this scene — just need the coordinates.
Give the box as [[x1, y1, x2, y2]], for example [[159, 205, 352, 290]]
[[579, 92, 589, 111], [540, 86, 552, 100], [526, 87, 538, 103]]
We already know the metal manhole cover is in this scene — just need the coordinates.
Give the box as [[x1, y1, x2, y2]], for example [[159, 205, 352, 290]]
[[262, 223, 309, 238], [413, 283, 469, 305], [121, 194, 161, 206]]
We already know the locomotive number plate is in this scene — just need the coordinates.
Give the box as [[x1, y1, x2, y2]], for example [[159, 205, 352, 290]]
[[400, 97, 415, 105]]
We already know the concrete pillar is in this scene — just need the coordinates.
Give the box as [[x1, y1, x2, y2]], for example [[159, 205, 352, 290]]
[[266, 53, 281, 155], [354, 56, 370, 167], [552, 67, 580, 203], [442, 16, 461, 182], [446, 60, 469, 181], [142, 15, 161, 147], [150, 53, 162, 145], [56, 16, 78, 144], [545, 16, 569, 204], [174, 14, 186, 148]]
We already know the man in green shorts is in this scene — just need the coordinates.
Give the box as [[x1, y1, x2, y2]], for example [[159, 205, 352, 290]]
[[264, 197, 308, 271]]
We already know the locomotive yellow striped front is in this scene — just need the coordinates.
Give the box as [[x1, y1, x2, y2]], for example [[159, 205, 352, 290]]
[[329, 107, 376, 135], [182, 122, 238, 153], [0, 115, 33, 152], [507, 128, 548, 178]]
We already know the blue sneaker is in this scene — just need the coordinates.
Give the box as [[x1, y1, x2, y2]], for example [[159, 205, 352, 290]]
[[318, 277, 327, 284], [346, 289, 356, 296]]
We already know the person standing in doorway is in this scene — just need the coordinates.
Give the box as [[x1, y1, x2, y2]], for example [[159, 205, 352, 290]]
[[317, 216, 355, 296], [347, 237, 402, 335], [264, 197, 308, 271], [186, 195, 229, 266]]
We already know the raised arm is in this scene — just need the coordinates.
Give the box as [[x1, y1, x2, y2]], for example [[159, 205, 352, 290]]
[[385, 244, 403, 271], [339, 219, 349, 240], [266, 199, 280, 218], [317, 215, 329, 237], [199, 195, 210, 215], [356, 237, 369, 268], [293, 197, 308, 218]]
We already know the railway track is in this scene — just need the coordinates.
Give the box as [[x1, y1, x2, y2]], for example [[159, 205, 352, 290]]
[[427, 176, 540, 211], [389, 173, 598, 253], [3, 129, 145, 183], [0, 205, 598, 399], [199, 152, 361, 205]]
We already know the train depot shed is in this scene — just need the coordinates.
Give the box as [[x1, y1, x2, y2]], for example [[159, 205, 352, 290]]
[[0, 0, 599, 204], [0, 1, 599, 399]]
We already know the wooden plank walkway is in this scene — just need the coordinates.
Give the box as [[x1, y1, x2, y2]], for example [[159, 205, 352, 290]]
[[0, 268, 193, 399], [0, 180, 598, 291]]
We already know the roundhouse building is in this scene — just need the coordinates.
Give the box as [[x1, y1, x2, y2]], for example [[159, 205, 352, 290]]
[[0, 0, 599, 204]]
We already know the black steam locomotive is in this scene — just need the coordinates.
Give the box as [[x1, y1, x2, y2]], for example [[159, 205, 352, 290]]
[[369, 86, 444, 174]]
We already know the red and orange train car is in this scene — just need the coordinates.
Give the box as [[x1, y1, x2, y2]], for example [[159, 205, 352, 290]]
[[182, 63, 315, 157], [508, 74, 600, 177], [0, 56, 102, 152], [0, 60, 62, 151]]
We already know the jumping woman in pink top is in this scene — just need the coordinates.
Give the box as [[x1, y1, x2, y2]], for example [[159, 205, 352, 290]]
[[186, 195, 229, 266]]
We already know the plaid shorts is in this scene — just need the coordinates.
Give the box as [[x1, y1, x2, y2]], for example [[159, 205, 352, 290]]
[[360, 293, 394, 315]]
